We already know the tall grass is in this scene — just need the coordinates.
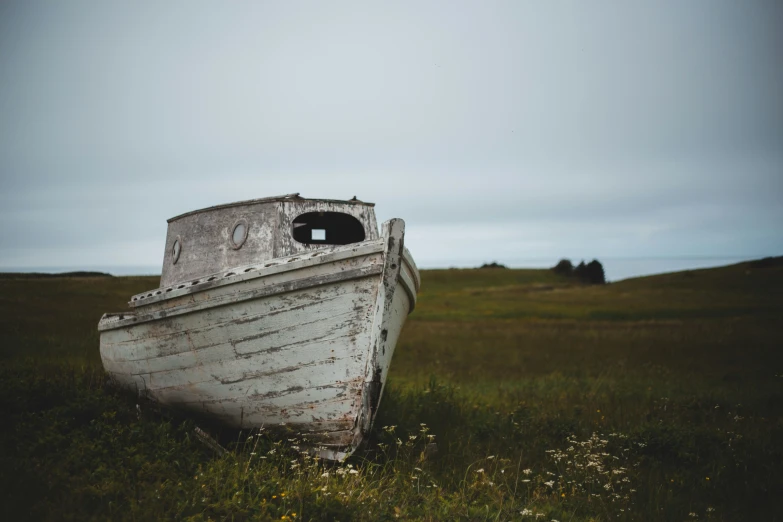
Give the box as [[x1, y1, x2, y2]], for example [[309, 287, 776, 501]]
[[1, 259, 781, 520]]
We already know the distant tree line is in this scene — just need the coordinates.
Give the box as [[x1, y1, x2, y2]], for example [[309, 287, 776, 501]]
[[552, 259, 606, 284], [0, 271, 114, 279]]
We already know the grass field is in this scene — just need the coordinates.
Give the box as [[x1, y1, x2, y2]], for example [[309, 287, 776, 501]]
[[1, 258, 781, 521]]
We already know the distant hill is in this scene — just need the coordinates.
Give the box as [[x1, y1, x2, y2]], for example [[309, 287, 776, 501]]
[[0, 271, 114, 279], [413, 255, 782, 322], [747, 256, 783, 269]]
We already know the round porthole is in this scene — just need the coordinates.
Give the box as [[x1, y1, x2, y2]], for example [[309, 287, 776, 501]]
[[171, 236, 182, 264], [230, 218, 249, 249]]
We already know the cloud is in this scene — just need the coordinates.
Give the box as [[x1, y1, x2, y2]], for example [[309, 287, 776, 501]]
[[1, 1, 781, 269]]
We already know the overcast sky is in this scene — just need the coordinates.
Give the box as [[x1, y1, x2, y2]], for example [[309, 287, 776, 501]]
[[1, 1, 781, 272]]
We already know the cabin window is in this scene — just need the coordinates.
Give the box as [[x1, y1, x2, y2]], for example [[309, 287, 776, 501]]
[[171, 237, 182, 264], [230, 219, 249, 249], [292, 212, 365, 245]]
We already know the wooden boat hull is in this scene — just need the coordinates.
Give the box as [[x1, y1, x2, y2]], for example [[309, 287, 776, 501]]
[[99, 219, 418, 459]]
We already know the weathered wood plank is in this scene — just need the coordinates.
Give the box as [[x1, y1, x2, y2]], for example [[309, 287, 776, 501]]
[[103, 279, 376, 362], [371, 285, 410, 413], [359, 219, 406, 433]]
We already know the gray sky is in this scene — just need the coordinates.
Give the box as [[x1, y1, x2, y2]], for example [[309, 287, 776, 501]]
[[1, 0, 781, 270]]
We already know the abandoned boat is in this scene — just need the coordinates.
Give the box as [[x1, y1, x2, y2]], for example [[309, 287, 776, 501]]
[[98, 194, 419, 460]]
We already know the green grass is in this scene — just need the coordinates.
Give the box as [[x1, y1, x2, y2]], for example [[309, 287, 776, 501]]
[[1, 259, 781, 521]]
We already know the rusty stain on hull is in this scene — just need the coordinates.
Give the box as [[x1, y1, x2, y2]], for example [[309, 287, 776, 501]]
[[98, 196, 419, 460]]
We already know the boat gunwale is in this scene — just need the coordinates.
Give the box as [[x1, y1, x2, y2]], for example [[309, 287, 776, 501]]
[[129, 240, 386, 307], [100, 263, 385, 332], [401, 247, 420, 292], [102, 236, 419, 333], [101, 260, 418, 334], [167, 193, 375, 223]]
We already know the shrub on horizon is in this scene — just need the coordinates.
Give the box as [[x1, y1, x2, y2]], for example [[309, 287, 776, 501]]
[[552, 258, 605, 284], [552, 259, 574, 276], [479, 261, 508, 269]]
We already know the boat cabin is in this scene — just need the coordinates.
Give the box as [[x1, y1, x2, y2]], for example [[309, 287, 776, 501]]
[[160, 194, 378, 287]]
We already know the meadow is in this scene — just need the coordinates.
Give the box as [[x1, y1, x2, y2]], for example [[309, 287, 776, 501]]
[[1, 258, 781, 521]]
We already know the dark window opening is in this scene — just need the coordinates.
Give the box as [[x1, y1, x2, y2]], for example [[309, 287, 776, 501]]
[[292, 212, 365, 245]]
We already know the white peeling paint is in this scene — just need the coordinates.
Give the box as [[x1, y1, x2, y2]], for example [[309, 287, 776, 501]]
[[99, 196, 418, 460]]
